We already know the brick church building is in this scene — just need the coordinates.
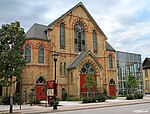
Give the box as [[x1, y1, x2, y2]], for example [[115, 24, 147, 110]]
[[1, 2, 117, 101]]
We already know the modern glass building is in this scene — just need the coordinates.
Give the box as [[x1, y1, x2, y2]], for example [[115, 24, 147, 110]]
[[116, 51, 143, 95]]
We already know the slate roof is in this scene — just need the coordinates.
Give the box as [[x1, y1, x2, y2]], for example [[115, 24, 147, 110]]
[[106, 41, 115, 51], [142, 57, 150, 69], [67, 50, 103, 70], [48, 2, 107, 39], [25, 23, 49, 41]]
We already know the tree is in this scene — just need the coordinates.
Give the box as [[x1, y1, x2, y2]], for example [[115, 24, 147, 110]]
[[0, 21, 25, 113], [83, 74, 97, 98], [0, 21, 25, 86], [127, 73, 138, 94]]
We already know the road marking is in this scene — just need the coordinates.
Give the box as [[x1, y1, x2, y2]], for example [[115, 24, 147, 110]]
[[132, 109, 149, 113]]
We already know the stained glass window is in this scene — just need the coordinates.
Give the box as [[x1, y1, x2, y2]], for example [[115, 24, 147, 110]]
[[60, 22, 65, 49], [74, 21, 85, 52], [60, 62, 62, 75], [109, 54, 113, 69], [38, 45, 44, 63], [93, 30, 98, 54], [25, 44, 31, 63], [80, 63, 96, 74]]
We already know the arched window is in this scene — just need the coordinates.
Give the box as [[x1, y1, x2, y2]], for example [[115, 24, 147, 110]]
[[60, 22, 65, 49], [109, 54, 113, 69], [36, 76, 46, 84], [80, 63, 96, 74], [25, 44, 31, 63], [109, 79, 115, 84], [93, 30, 98, 54], [38, 45, 44, 63], [74, 21, 85, 52]]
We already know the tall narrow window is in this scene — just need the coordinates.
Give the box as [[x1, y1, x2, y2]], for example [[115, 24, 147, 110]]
[[109, 54, 113, 69], [64, 62, 66, 75], [38, 45, 44, 63], [74, 21, 85, 52], [60, 22, 65, 49], [146, 80, 149, 89], [93, 30, 98, 54], [25, 44, 31, 63], [145, 69, 148, 77], [60, 62, 62, 75]]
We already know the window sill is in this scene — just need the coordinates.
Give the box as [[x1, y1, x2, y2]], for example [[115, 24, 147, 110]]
[[108, 69, 116, 71]]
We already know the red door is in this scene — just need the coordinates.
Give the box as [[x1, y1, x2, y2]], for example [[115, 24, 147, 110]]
[[80, 74, 96, 92], [36, 85, 46, 100], [109, 85, 116, 96]]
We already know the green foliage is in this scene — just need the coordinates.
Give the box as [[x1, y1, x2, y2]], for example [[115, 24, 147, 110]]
[[33, 99, 40, 104], [108, 96, 117, 99], [97, 93, 106, 102], [66, 97, 81, 101], [127, 74, 138, 94], [82, 93, 107, 103], [126, 94, 134, 100], [134, 93, 143, 99], [48, 100, 59, 107], [0, 21, 25, 86], [83, 74, 98, 99], [83, 74, 97, 93], [82, 98, 94, 103]]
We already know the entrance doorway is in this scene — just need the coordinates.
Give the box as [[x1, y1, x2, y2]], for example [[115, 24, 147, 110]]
[[80, 63, 97, 98], [109, 79, 116, 96], [36, 76, 46, 100]]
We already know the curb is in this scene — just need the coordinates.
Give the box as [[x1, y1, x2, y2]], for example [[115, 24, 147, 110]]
[[23, 100, 150, 114]]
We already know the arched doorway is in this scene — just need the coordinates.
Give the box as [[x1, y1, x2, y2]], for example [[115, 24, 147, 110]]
[[36, 76, 46, 100], [80, 62, 97, 98], [62, 88, 67, 101], [109, 79, 116, 96]]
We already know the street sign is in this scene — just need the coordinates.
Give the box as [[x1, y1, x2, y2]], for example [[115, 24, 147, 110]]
[[46, 80, 54, 89], [47, 89, 54, 96]]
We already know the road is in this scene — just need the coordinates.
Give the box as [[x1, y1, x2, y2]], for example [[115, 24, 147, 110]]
[[45, 103, 150, 114]]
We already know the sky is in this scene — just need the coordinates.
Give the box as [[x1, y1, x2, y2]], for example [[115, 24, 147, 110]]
[[0, 0, 150, 61]]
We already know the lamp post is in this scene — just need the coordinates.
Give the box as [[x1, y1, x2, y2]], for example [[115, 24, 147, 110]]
[[8, 42, 13, 113], [52, 51, 59, 110]]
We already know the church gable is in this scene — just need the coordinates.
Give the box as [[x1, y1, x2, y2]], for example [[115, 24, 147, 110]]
[[48, 2, 106, 38]]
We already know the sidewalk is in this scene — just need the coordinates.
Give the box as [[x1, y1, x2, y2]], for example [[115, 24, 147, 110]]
[[1, 96, 150, 114]]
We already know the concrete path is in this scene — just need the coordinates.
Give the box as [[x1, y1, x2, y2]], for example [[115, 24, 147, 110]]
[[0, 96, 150, 114]]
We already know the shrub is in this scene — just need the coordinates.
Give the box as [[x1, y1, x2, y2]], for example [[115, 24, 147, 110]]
[[97, 93, 106, 102], [108, 96, 117, 99], [82, 98, 91, 103], [134, 93, 143, 99], [2, 96, 20, 105], [66, 97, 81, 101], [49, 100, 59, 107], [126, 94, 134, 100], [33, 99, 40, 104]]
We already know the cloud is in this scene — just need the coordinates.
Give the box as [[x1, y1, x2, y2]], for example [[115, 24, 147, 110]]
[[0, 0, 149, 61]]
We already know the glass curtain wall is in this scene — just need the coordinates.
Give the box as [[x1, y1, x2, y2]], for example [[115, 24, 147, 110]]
[[116, 51, 143, 95]]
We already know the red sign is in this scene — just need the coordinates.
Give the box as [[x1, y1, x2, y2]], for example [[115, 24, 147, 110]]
[[46, 80, 54, 89]]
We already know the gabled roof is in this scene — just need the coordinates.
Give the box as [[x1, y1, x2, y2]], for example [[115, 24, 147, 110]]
[[106, 41, 115, 51], [48, 2, 107, 39], [142, 57, 150, 69], [67, 50, 103, 70], [25, 23, 49, 41]]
